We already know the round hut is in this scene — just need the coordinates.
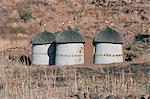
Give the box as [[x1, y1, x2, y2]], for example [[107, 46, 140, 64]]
[[93, 27, 123, 64], [32, 29, 55, 65], [55, 29, 85, 65]]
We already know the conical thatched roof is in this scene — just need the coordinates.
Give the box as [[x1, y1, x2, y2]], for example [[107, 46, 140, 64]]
[[94, 27, 123, 44], [55, 29, 85, 43], [32, 29, 55, 44]]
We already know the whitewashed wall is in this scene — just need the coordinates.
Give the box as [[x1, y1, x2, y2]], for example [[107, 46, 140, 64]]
[[94, 43, 123, 64], [55, 43, 84, 65], [32, 44, 55, 65]]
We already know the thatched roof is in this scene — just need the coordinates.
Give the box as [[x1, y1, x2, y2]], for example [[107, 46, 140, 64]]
[[32, 29, 55, 44], [94, 27, 123, 44], [55, 29, 85, 43]]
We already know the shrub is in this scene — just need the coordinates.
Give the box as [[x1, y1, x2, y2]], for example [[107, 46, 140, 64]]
[[19, 9, 32, 22]]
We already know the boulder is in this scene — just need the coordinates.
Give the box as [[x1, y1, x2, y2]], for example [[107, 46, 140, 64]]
[[135, 34, 150, 42]]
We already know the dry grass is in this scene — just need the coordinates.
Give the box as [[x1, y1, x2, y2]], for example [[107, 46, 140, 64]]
[[0, 59, 149, 98], [0, 37, 30, 52]]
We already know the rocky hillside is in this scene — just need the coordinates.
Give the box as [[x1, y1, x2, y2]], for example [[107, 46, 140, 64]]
[[0, 0, 149, 40]]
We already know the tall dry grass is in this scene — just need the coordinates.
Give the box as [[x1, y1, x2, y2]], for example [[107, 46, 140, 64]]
[[0, 37, 30, 52], [0, 61, 149, 99]]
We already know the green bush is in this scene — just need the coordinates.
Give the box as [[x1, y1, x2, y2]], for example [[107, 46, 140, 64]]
[[19, 9, 32, 22]]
